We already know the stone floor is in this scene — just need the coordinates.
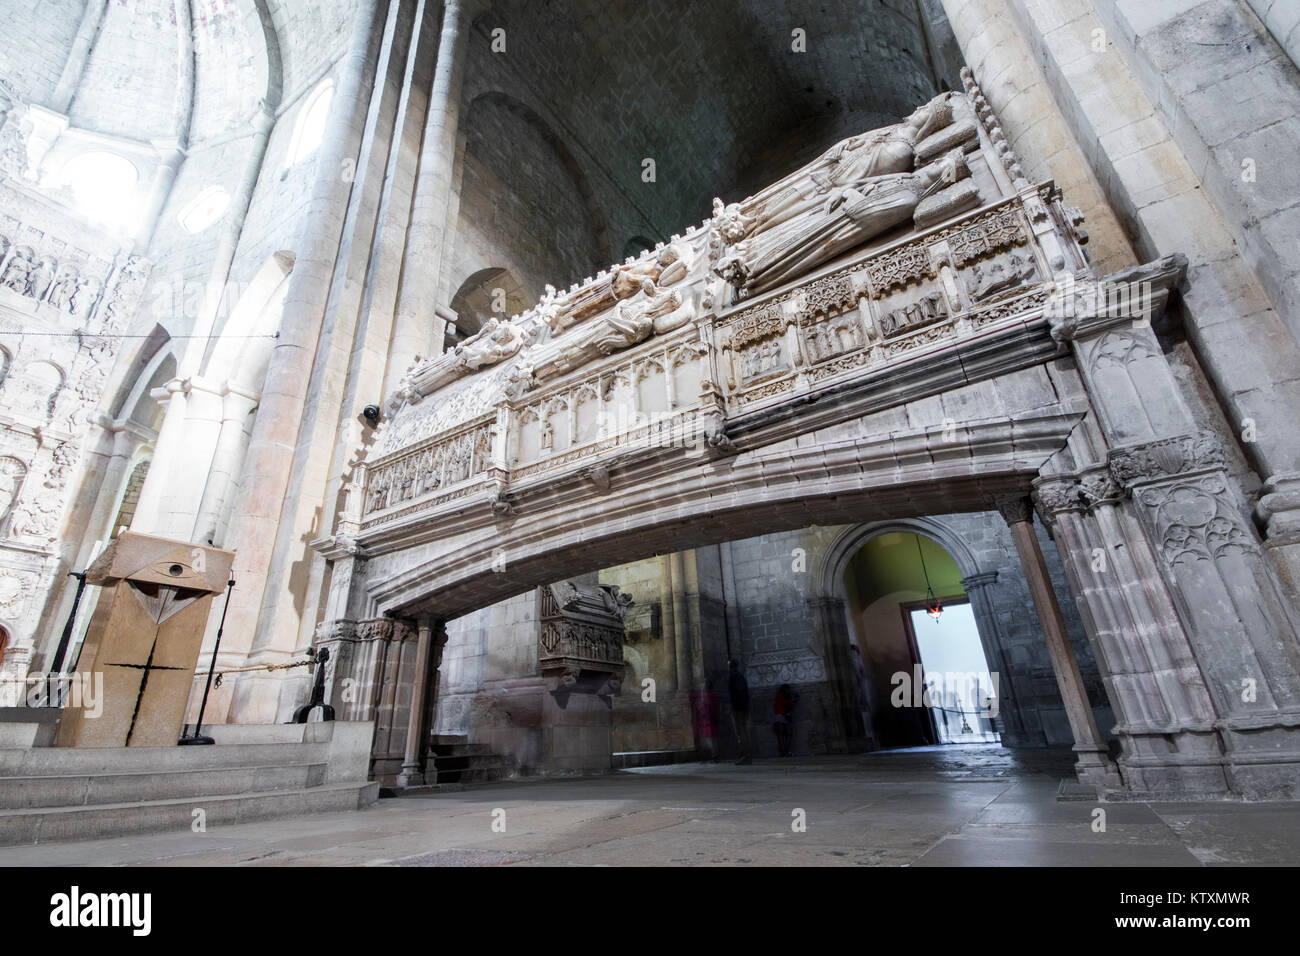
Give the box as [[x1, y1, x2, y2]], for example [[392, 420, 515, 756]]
[[2, 745, 1298, 866]]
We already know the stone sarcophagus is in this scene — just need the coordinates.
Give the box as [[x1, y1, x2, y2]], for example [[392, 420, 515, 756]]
[[339, 73, 1090, 548], [539, 580, 631, 687], [313, 71, 1300, 798], [56, 533, 234, 748]]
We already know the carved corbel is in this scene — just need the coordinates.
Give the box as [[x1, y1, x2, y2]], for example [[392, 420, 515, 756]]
[[583, 464, 611, 492]]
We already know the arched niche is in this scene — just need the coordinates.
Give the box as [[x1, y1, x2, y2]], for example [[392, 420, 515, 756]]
[[459, 91, 610, 290], [7, 360, 64, 422], [449, 267, 529, 348]]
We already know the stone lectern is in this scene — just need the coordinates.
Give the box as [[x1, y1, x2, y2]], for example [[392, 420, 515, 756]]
[[56, 532, 234, 748]]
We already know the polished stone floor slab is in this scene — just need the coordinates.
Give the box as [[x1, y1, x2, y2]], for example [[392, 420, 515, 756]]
[[1, 746, 1297, 866]]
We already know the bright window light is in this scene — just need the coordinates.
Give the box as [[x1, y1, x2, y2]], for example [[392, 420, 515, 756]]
[[50, 151, 139, 233], [286, 79, 333, 166], [178, 186, 230, 233]]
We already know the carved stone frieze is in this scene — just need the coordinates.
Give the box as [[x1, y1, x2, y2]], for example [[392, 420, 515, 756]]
[[865, 243, 935, 294], [746, 648, 827, 688], [881, 290, 948, 339], [943, 205, 1026, 267], [365, 418, 493, 515], [801, 273, 858, 318], [1109, 432, 1226, 488]]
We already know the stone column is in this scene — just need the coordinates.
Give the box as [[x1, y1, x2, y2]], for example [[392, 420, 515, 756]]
[[996, 493, 1121, 788], [49, 0, 108, 113], [176, 102, 277, 355], [386, 0, 481, 392], [937, 0, 1137, 274], [657, 553, 678, 693], [397, 617, 445, 787], [216, 0, 385, 721], [1049, 256, 1300, 799], [192, 384, 259, 545], [127, 378, 189, 535], [1033, 469, 1227, 796], [669, 550, 692, 691], [134, 140, 185, 254], [129, 377, 225, 540], [809, 595, 858, 753]]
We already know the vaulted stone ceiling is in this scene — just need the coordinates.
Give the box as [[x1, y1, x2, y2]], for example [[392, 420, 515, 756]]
[[479, 0, 959, 235]]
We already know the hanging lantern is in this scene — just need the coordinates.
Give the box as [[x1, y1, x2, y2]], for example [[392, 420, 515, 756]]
[[916, 536, 943, 622]]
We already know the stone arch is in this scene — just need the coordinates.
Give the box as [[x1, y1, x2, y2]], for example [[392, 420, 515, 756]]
[[110, 457, 154, 539], [463, 91, 612, 277], [9, 360, 65, 422], [449, 266, 529, 344], [622, 236, 656, 261], [820, 517, 1037, 748], [818, 518, 986, 598]]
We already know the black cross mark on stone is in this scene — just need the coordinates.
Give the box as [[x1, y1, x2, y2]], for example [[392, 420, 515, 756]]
[[106, 634, 186, 746]]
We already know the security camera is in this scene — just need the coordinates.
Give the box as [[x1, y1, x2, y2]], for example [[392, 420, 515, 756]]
[[362, 405, 380, 426]]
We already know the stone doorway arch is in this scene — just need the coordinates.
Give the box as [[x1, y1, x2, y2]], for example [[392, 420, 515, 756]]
[[820, 519, 1036, 748]]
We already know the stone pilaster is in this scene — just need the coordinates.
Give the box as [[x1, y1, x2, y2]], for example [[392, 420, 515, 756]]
[[1034, 470, 1229, 797], [1048, 256, 1300, 799]]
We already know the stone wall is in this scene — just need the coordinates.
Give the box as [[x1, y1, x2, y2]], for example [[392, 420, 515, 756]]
[[432, 510, 1112, 768]]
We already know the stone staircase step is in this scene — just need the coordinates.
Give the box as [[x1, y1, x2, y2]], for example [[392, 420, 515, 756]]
[[0, 742, 332, 777], [0, 781, 380, 846], [0, 763, 327, 809]]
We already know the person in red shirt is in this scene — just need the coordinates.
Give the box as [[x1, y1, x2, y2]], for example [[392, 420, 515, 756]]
[[692, 679, 721, 762]]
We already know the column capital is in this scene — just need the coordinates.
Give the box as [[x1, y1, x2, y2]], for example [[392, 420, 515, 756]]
[[993, 492, 1033, 526], [960, 570, 998, 591]]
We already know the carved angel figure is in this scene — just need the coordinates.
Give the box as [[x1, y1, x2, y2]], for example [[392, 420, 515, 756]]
[[453, 316, 526, 371]]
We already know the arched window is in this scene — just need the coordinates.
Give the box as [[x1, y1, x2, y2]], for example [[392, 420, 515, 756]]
[[286, 79, 334, 167], [50, 151, 139, 232], [178, 186, 230, 234]]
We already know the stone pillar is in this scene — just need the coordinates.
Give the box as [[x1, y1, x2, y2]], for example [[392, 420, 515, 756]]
[[192, 385, 259, 545], [216, 0, 385, 721], [386, 0, 481, 392], [134, 140, 185, 254], [809, 595, 859, 753], [669, 550, 692, 691], [176, 102, 277, 354], [49, 0, 108, 114], [996, 493, 1122, 788], [129, 377, 225, 541], [128, 378, 190, 535], [1047, 255, 1300, 799], [397, 617, 445, 788], [657, 553, 678, 692], [1034, 468, 1228, 796], [936, 0, 1137, 274]]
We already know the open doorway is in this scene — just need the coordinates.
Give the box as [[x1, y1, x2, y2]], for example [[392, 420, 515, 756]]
[[902, 600, 999, 744], [841, 529, 1001, 750]]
